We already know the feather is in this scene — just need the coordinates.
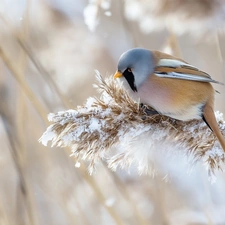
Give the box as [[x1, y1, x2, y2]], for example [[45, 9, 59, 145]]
[[157, 59, 199, 70], [155, 59, 224, 85], [155, 71, 222, 84]]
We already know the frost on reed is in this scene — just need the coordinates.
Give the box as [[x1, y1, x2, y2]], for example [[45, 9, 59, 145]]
[[39, 72, 225, 177]]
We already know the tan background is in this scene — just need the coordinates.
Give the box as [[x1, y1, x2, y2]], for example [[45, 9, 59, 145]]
[[0, 0, 225, 225]]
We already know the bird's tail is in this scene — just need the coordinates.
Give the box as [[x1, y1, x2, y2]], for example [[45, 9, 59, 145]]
[[203, 99, 225, 152]]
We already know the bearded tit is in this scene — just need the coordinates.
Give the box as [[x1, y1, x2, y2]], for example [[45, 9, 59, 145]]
[[114, 48, 225, 151]]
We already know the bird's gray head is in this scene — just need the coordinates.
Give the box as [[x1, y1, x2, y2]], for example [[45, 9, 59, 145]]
[[114, 48, 154, 92]]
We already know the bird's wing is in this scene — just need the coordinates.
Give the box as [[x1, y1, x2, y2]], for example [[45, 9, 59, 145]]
[[155, 58, 223, 84]]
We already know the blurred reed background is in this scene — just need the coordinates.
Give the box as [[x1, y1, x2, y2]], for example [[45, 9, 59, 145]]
[[0, 0, 225, 224]]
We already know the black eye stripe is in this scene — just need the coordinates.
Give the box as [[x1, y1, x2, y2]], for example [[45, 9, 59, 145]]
[[123, 68, 137, 92]]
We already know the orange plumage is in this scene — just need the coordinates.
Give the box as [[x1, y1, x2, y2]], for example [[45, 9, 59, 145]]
[[114, 48, 225, 152]]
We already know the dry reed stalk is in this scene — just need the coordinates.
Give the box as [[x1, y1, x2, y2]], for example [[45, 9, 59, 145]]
[[124, 0, 225, 35], [15, 15, 40, 225], [0, 14, 43, 225], [0, 82, 36, 225], [1, 27, 126, 224], [80, 164, 125, 225], [103, 167, 150, 225], [164, 32, 182, 58], [40, 72, 225, 180], [0, 205, 10, 225], [17, 38, 72, 109], [0, 44, 49, 124], [0, 18, 39, 223]]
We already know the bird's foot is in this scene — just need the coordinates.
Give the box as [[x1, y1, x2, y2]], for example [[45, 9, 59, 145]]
[[139, 103, 159, 116]]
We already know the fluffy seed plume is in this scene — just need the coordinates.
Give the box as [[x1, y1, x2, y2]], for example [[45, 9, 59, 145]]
[[39, 72, 225, 178]]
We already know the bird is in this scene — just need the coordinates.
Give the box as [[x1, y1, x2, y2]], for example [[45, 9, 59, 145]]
[[114, 48, 225, 152]]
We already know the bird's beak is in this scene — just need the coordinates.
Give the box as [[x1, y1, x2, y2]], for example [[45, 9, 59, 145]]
[[114, 71, 123, 79]]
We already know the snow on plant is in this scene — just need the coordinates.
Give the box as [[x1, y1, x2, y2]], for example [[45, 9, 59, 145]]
[[39, 72, 225, 179]]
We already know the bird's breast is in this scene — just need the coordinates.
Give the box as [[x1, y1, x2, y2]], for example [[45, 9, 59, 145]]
[[133, 75, 212, 121], [136, 79, 176, 114]]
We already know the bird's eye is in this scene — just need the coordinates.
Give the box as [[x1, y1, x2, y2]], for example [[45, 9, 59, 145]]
[[127, 68, 132, 73]]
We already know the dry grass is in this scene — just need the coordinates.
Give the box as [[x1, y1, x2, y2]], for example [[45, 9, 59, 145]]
[[40, 73, 225, 177]]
